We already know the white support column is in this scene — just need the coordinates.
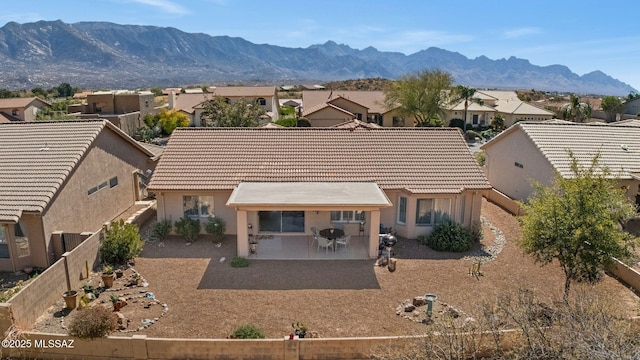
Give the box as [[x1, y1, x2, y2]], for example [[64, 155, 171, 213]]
[[236, 210, 249, 257], [368, 210, 381, 258]]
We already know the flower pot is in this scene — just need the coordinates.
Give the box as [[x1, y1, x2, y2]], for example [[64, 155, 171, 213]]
[[62, 290, 78, 309], [102, 273, 115, 288]]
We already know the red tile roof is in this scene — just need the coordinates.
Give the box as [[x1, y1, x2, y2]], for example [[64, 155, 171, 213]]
[[148, 127, 490, 194]]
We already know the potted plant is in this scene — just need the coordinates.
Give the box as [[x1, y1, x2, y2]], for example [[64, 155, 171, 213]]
[[62, 290, 78, 310], [292, 322, 307, 338], [101, 264, 115, 289], [111, 294, 127, 312]]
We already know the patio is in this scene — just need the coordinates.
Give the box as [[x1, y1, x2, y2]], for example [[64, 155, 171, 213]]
[[247, 234, 370, 260]]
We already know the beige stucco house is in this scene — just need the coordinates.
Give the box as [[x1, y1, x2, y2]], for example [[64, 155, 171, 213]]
[[302, 91, 414, 127], [0, 97, 50, 122], [444, 90, 554, 128], [148, 127, 490, 258], [0, 120, 158, 272], [481, 121, 640, 206]]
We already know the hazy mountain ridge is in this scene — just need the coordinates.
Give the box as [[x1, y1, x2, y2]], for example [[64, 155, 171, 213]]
[[0, 20, 635, 96]]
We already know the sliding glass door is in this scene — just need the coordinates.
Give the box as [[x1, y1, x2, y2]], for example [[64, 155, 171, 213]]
[[258, 211, 305, 233]]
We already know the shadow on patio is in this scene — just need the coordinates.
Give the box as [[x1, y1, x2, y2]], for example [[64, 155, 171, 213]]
[[197, 259, 381, 290]]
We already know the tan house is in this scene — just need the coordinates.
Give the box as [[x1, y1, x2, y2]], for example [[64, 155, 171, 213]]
[[0, 97, 50, 122], [444, 90, 554, 128], [0, 120, 158, 272], [481, 121, 640, 206], [302, 91, 413, 127], [148, 127, 490, 258], [169, 86, 280, 125]]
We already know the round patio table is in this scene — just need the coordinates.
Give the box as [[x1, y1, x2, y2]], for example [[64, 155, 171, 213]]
[[319, 228, 344, 240]]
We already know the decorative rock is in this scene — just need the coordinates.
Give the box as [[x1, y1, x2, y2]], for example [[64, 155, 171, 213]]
[[413, 296, 427, 307], [448, 307, 460, 318], [116, 312, 128, 330], [404, 304, 415, 312]]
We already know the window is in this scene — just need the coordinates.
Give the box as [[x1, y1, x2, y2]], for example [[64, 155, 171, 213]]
[[393, 116, 405, 127], [144, 100, 150, 108], [355, 113, 363, 120], [472, 114, 479, 125], [11, 109, 18, 116], [330, 211, 365, 223], [0, 225, 8, 259], [183, 195, 214, 218], [397, 197, 407, 224], [109, 176, 118, 188], [416, 198, 451, 226], [14, 222, 29, 257], [98, 181, 108, 190], [514, 162, 524, 169], [416, 199, 433, 225], [257, 98, 266, 106], [87, 186, 98, 196]]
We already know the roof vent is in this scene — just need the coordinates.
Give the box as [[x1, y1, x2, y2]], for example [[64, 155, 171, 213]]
[[621, 144, 629, 151]]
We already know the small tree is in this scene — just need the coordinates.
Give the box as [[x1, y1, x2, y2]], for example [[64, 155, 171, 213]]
[[157, 108, 190, 135], [205, 216, 226, 242], [200, 96, 266, 127], [491, 114, 505, 130], [448, 118, 465, 131], [519, 152, 638, 301], [601, 95, 623, 123], [99, 219, 144, 265], [174, 217, 201, 243]]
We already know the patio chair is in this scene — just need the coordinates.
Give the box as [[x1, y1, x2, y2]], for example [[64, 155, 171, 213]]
[[310, 226, 319, 236], [317, 236, 333, 253], [335, 234, 351, 250]]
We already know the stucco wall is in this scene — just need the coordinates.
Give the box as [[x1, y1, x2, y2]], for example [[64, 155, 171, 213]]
[[40, 128, 153, 267], [307, 107, 353, 127], [484, 128, 555, 201], [156, 191, 237, 234]]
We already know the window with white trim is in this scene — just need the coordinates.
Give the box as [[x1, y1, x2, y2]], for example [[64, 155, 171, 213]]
[[397, 196, 407, 224], [416, 198, 452, 226], [14, 222, 29, 257], [330, 211, 365, 223], [0, 225, 8, 259], [183, 195, 214, 219]]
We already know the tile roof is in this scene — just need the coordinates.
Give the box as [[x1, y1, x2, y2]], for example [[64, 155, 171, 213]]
[[207, 86, 277, 97], [0, 120, 155, 222], [449, 101, 496, 112], [0, 112, 21, 123], [303, 102, 354, 117], [148, 127, 490, 194], [0, 97, 50, 109], [494, 100, 555, 116], [303, 91, 390, 114], [330, 119, 382, 129], [173, 93, 213, 114], [482, 122, 640, 178]]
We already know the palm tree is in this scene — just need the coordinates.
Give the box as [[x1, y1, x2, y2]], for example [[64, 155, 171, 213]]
[[562, 94, 592, 123], [452, 85, 484, 127]]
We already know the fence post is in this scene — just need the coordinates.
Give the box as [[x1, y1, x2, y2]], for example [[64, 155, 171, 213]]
[[62, 252, 71, 292]]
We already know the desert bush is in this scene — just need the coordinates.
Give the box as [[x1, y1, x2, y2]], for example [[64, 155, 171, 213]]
[[174, 217, 200, 242], [448, 118, 465, 130], [274, 117, 297, 127], [230, 256, 249, 268], [423, 220, 477, 252], [205, 216, 226, 242], [231, 324, 265, 339], [99, 219, 143, 265], [152, 220, 172, 241], [464, 130, 482, 141], [297, 118, 311, 127], [67, 306, 117, 339], [474, 151, 486, 166]]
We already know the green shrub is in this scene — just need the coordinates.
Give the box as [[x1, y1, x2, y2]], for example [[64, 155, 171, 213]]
[[152, 220, 172, 241], [67, 306, 117, 339], [274, 117, 297, 127], [424, 220, 478, 252], [297, 118, 311, 127], [474, 151, 486, 166], [448, 118, 465, 130], [231, 256, 249, 268], [99, 220, 144, 265], [174, 217, 200, 242], [464, 130, 482, 141], [205, 216, 226, 242], [231, 324, 265, 339]]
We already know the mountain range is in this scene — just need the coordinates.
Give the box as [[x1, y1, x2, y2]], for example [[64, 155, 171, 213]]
[[0, 20, 635, 96]]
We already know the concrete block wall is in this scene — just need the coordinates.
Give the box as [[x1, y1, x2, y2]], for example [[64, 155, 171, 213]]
[[7, 231, 101, 330], [610, 258, 640, 292], [484, 189, 525, 216]]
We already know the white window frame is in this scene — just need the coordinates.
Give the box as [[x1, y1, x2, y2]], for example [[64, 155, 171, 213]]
[[397, 196, 407, 224], [183, 195, 214, 219], [330, 211, 365, 223]]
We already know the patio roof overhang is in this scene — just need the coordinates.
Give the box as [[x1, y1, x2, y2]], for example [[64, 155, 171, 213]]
[[226, 182, 392, 211]]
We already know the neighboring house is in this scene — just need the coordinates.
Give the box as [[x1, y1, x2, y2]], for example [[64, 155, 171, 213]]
[[444, 90, 554, 128], [72, 91, 158, 136], [0, 120, 158, 272], [302, 91, 413, 127], [0, 97, 50, 122], [148, 127, 490, 258], [169, 86, 281, 125], [481, 121, 640, 206], [330, 119, 382, 129], [623, 97, 640, 116]]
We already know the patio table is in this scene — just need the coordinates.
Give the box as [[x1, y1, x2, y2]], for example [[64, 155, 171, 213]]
[[319, 228, 345, 251]]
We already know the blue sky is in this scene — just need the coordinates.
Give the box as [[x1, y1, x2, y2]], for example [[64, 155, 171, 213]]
[[2, 0, 639, 91]]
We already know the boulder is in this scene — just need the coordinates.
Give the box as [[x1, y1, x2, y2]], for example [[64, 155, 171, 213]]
[[413, 296, 427, 307]]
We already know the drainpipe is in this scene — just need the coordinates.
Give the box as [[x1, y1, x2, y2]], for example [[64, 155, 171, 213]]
[[469, 192, 475, 227]]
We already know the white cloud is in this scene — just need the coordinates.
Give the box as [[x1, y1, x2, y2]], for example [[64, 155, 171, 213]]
[[502, 27, 542, 39], [124, 0, 189, 15]]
